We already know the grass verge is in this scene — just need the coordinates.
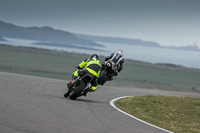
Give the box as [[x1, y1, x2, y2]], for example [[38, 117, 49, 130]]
[[116, 95, 200, 133], [1, 44, 200, 93]]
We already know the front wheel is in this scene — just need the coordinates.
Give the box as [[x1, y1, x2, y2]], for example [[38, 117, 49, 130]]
[[69, 81, 86, 100], [64, 89, 70, 98]]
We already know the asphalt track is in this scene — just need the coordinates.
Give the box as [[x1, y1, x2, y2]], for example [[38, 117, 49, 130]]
[[0, 72, 177, 133]]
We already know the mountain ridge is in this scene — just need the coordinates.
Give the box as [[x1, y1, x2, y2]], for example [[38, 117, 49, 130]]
[[0, 20, 199, 52], [0, 20, 103, 47], [75, 33, 200, 52], [75, 33, 161, 47]]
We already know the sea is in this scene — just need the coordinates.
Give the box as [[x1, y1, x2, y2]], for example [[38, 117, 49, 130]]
[[1, 37, 200, 69]]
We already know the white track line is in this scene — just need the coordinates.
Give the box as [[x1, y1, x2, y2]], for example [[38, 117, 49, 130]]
[[110, 96, 174, 133]]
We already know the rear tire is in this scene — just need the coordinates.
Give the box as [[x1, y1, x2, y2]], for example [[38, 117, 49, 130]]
[[98, 70, 107, 85], [69, 81, 86, 100]]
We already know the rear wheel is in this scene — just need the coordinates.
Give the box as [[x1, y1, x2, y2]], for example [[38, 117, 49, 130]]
[[98, 70, 107, 85], [69, 81, 86, 100]]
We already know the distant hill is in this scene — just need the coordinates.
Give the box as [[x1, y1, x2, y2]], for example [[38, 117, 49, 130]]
[[0, 36, 7, 41], [75, 34, 200, 52], [75, 34, 161, 47], [0, 20, 199, 52], [0, 20, 104, 48], [166, 45, 200, 52]]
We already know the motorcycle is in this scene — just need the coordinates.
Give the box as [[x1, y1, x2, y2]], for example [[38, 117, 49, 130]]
[[98, 60, 117, 85], [64, 70, 94, 100]]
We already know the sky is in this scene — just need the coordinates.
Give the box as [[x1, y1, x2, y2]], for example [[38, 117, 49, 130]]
[[0, 0, 200, 48]]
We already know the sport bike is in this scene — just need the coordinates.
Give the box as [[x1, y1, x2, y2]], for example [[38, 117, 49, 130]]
[[64, 70, 94, 100], [98, 60, 117, 85]]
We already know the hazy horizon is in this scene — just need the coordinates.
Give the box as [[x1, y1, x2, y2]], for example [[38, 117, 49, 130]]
[[0, 0, 200, 48], [1, 37, 200, 69]]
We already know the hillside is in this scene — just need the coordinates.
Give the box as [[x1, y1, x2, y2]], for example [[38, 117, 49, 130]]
[[0, 20, 199, 52], [0, 20, 103, 47], [75, 33, 161, 47], [0, 36, 7, 41], [76, 33, 200, 52]]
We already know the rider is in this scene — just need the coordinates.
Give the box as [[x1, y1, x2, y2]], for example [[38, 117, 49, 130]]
[[101, 50, 124, 80], [67, 54, 101, 96]]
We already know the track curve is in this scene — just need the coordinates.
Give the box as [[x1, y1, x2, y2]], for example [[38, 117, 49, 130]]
[[0, 72, 175, 133]]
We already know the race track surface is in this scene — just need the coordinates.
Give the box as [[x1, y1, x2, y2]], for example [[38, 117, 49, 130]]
[[0, 72, 175, 133]]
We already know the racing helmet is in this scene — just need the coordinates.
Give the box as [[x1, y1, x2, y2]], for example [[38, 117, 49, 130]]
[[90, 54, 99, 60], [117, 50, 123, 56]]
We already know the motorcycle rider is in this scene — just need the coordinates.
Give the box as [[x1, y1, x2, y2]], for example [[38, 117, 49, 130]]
[[67, 54, 101, 96], [101, 50, 124, 81]]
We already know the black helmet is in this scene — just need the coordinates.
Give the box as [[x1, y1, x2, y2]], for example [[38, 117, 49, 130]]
[[90, 54, 99, 60]]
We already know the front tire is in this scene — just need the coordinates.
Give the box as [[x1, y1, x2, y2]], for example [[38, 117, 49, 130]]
[[64, 89, 70, 98], [69, 81, 86, 100]]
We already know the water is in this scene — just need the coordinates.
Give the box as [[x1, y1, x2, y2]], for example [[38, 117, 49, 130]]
[[101, 42, 200, 69], [1, 37, 200, 69]]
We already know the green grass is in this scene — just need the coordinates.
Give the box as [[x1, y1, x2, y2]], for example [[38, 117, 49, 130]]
[[116, 95, 200, 133], [1, 44, 200, 93], [114, 60, 200, 92], [0, 44, 86, 79]]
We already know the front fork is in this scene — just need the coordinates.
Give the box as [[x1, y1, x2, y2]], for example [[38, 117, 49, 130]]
[[65, 77, 80, 97], [67, 77, 80, 88]]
